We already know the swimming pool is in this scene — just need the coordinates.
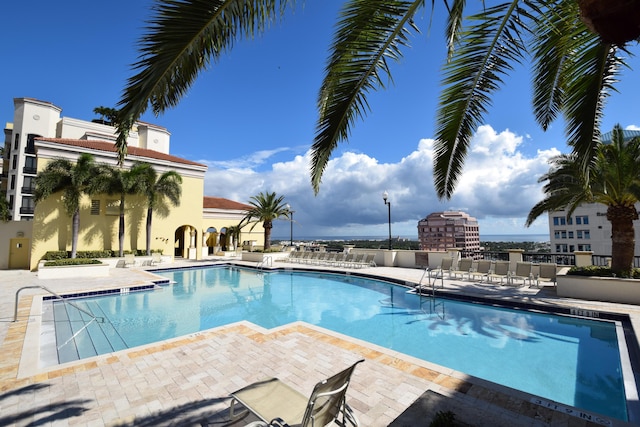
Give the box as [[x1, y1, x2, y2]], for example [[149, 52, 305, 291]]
[[42, 265, 633, 421]]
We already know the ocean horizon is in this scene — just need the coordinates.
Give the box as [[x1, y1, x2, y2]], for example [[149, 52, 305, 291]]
[[272, 234, 550, 243]]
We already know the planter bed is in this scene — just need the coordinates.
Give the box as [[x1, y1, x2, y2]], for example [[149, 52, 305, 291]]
[[38, 261, 110, 279]]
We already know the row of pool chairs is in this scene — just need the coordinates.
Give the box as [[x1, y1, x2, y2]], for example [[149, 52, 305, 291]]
[[284, 251, 377, 268]]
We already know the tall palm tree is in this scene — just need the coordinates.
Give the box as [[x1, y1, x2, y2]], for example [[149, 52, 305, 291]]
[[526, 124, 640, 276], [112, 1, 637, 195], [34, 153, 100, 258], [96, 163, 150, 257], [240, 191, 289, 250], [136, 162, 182, 255]]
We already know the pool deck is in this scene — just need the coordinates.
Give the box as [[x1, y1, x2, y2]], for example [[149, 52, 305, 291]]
[[1, 258, 640, 427]]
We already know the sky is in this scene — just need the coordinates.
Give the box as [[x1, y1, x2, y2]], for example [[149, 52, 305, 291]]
[[3, 1, 639, 240]]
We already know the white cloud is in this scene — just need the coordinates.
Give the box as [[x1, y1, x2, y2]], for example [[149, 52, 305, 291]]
[[203, 125, 559, 238], [626, 124, 640, 131]]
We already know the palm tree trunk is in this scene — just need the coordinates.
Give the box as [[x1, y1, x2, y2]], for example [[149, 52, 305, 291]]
[[146, 207, 153, 256], [263, 220, 272, 250], [71, 209, 80, 258], [608, 205, 638, 275], [119, 194, 126, 257]]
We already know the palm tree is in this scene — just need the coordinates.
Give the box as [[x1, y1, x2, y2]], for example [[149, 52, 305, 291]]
[[240, 191, 289, 251], [34, 153, 100, 258], [112, 1, 637, 198], [136, 162, 182, 255], [526, 124, 640, 276], [96, 163, 150, 257]]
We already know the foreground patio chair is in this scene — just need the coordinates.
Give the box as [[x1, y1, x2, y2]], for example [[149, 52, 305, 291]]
[[229, 359, 364, 427], [429, 257, 453, 280]]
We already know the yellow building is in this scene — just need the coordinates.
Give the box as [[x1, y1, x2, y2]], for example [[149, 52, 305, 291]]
[[1, 98, 265, 270]]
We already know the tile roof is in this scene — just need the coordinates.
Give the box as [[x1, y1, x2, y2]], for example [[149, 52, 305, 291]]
[[203, 196, 251, 211], [35, 138, 206, 167]]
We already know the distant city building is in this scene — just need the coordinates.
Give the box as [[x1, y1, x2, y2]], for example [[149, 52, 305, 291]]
[[547, 129, 640, 256], [417, 211, 480, 252]]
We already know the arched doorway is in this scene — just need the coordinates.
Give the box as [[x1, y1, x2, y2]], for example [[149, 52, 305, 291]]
[[174, 225, 198, 259]]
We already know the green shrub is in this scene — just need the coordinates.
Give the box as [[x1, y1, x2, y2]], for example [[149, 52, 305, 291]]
[[43, 258, 103, 267], [430, 410, 456, 427], [76, 250, 113, 259], [568, 266, 640, 279], [41, 251, 69, 260]]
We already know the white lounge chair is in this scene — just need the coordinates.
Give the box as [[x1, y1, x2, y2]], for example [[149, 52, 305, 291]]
[[124, 253, 136, 267], [151, 252, 162, 265], [535, 262, 557, 288], [486, 261, 510, 285], [451, 258, 473, 280], [470, 259, 492, 282], [510, 262, 533, 287], [429, 257, 453, 280]]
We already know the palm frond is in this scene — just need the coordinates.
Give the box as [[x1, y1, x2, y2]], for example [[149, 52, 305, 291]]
[[311, 0, 425, 194], [562, 41, 624, 170], [530, 0, 578, 129], [115, 0, 293, 163], [434, 1, 530, 199]]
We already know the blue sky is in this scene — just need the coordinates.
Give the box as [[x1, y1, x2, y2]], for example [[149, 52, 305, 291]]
[[3, 1, 639, 239]]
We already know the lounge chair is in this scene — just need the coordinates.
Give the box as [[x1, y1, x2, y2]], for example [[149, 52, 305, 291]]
[[535, 262, 557, 288], [509, 262, 533, 287], [151, 252, 162, 265], [339, 253, 357, 268], [450, 258, 473, 280], [229, 359, 363, 427], [486, 261, 509, 285], [429, 257, 453, 280], [470, 259, 492, 282], [124, 253, 136, 267], [360, 253, 376, 268]]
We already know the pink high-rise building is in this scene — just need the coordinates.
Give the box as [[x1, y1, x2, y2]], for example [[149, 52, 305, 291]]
[[417, 211, 480, 252]]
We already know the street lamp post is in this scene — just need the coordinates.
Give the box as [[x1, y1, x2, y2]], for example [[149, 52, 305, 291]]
[[382, 191, 391, 250], [286, 204, 295, 247]]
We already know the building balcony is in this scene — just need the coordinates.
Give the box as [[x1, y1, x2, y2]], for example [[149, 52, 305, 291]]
[[22, 167, 37, 175], [20, 207, 34, 215], [21, 186, 34, 194]]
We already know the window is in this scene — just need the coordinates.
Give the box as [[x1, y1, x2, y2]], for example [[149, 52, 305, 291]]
[[20, 196, 34, 215], [23, 156, 37, 174], [568, 231, 574, 238], [91, 200, 100, 215], [553, 216, 567, 225], [577, 230, 583, 239], [576, 215, 589, 225], [22, 176, 35, 193], [560, 231, 567, 239], [10, 175, 15, 190], [12, 155, 17, 169], [583, 230, 590, 239], [25, 134, 38, 154], [14, 133, 19, 150]]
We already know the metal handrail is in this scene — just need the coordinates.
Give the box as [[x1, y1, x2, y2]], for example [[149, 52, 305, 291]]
[[13, 285, 104, 323]]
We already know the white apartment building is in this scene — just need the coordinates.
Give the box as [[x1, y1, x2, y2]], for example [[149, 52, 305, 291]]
[[2, 97, 171, 221], [548, 128, 640, 257]]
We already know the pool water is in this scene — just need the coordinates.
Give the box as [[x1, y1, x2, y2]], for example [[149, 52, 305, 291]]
[[46, 266, 628, 421]]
